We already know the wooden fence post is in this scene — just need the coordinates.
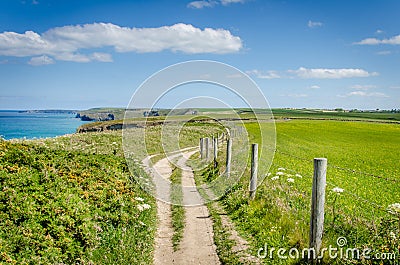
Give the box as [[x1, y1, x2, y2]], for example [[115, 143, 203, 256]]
[[249, 143, 258, 200], [225, 139, 232, 177], [213, 137, 218, 168], [309, 158, 327, 259], [200, 138, 204, 159], [205, 137, 209, 160]]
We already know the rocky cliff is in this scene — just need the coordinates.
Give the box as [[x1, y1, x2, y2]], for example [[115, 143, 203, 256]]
[[75, 112, 115, 121]]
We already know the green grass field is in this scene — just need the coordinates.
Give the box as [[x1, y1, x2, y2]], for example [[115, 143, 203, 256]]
[[191, 118, 399, 264], [270, 108, 400, 122], [211, 119, 400, 264], [77, 108, 400, 129]]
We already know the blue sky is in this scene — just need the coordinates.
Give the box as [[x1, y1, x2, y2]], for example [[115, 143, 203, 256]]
[[0, 0, 399, 110]]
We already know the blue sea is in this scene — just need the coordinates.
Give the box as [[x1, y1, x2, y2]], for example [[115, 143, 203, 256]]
[[0, 110, 89, 140]]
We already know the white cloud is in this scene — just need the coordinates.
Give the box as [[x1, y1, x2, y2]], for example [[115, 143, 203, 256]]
[[339, 91, 389, 98], [348, 91, 367, 96], [28, 55, 54, 66], [310, 85, 320, 89], [246, 69, 281, 79], [291, 67, 378, 79], [249, 67, 377, 80], [187, 1, 217, 9], [187, 0, 245, 9], [0, 22, 242, 63], [308, 20, 323, 28], [90, 52, 113, 62], [355, 34, 400, 45], [354, 38, 381, 45], [375, 29, 384, 34], [48, 52, 113, 63], [54, 53, 91, 63], [350, 84, 377, 90], [220, 0, 246, 5]]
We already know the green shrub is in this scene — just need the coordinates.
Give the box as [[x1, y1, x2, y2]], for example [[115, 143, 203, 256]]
[[0, 141, 155, 264]]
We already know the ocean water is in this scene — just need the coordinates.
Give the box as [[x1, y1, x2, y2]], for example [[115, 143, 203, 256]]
[[0, 110, 89, 140]]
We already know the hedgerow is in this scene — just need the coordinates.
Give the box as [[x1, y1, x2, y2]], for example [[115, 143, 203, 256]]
[[0, 140, 155, 264]]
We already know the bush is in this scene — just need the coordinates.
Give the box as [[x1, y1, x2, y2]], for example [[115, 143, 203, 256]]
[[0, 141, 155, 264]]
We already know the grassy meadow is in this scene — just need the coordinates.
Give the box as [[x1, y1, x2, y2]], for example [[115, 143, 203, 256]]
[[201, 119, 400, 264]]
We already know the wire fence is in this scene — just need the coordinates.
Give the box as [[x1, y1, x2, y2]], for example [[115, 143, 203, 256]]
[[268, 151, 396, 218], [271, 163, 389, 212], [202, 128, 398, 221], [327, 163, 399, 183], [207, 126, 399, 259], [273, 147, 399, 183]]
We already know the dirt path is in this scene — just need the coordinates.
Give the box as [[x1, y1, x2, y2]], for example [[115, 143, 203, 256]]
[[149, 155, 175, 264], [173, 151, 220, 264], [143, 151, 220, 265]]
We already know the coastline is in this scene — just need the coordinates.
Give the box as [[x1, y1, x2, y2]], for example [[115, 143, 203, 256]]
[[0, 111, 88, 140]]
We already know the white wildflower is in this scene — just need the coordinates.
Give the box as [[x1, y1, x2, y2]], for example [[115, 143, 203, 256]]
[[142, 203, 151, 210], [332, 187, 344, 194], [295, 174, 303, 178], [271, 176, 279, 181], [135, 197, 145, 202], [276, 172, 285, 176], [287, 178, 294, 183], [137, 204, 151, 211], [389, 232, 396, 240], [387, 203, 400, 216], [278, 167, 286, 171]]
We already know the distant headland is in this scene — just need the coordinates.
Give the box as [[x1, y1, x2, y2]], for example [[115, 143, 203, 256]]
[[18, 109, 77, 114]]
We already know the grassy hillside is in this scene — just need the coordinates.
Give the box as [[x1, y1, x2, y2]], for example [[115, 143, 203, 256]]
[[0, 138, 156, 264], [74, 108, 400, 139]]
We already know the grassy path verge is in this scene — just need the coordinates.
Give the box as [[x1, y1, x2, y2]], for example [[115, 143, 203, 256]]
[[170, 165, 185, 250]]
